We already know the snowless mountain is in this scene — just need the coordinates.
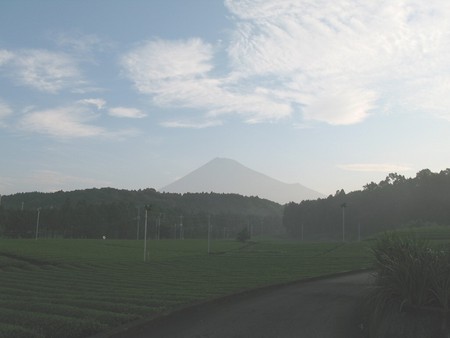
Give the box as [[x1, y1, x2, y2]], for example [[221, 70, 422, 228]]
[[160, 158, 323, 204]]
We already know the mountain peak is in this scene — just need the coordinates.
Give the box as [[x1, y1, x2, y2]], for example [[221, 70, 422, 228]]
[[160, 158, 323, 204], [207, 157, 243, 167]]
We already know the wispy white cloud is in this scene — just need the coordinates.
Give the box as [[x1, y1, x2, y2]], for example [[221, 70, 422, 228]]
[[160, 119, 222, 129], [0, 49, 13, 65], [122, 38, 213, 84], [402, 76, 450, 121], [0, 49, 82, 93], [121, 38, 291, 124], [17, 101, 141, 139], [337, 163, 412, 173], [108, 107, 146, 118], [53, 31, 113, 54], [78, 98, 106, 109], [225, 0, 450, 124], [0, 99, 12, 121], [302, 87, 377, 125], [18, 105, 105, 138], [121, 0, 450, 127]]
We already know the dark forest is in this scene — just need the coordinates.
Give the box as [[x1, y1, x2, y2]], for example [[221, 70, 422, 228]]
[[0, 188, 282, 239], [283, 169, 450, 240]]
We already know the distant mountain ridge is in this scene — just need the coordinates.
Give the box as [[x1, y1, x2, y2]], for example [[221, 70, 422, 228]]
[[160, 158, 323, 204]]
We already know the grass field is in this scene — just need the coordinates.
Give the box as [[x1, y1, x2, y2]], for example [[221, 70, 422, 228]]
[[0, 238, 374, 338]]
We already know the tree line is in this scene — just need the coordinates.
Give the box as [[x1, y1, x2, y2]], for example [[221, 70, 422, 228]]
[[283, 169, 450, 240], [0, 188, 282, 239]]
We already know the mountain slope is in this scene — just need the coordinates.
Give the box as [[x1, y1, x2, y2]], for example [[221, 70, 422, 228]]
[[160, 158, 323, 204]]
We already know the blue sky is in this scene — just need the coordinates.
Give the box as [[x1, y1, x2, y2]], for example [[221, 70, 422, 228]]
[[1, 0, 450, 197]]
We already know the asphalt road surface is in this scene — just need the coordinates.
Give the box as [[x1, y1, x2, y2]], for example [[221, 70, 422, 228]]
[[105, 271, 372, 338]]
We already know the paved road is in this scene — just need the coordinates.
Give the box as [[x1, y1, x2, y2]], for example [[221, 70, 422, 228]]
[[106, 272, 372, 338]]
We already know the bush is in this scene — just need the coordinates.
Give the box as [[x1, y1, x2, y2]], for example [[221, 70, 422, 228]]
[[236, 228, 250, 242], [363, 232, 450, 337]]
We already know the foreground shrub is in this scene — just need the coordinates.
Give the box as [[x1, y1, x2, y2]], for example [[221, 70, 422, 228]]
[[364, 232, 450, 337]]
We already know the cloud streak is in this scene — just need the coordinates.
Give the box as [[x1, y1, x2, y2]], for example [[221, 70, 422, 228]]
[[160, 119, 223, 129], [13, 96, 145, 139], [108, 107, 146, 118], [18, 105, 106, 138], [79, 98, 106, 110]]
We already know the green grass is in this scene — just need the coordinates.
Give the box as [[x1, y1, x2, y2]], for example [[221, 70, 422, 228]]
[[383, 224, 450, 242], [0, 238, 373, 338]]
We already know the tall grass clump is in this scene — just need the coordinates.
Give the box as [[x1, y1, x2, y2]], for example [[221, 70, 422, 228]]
[[364, 232, 450, 337]]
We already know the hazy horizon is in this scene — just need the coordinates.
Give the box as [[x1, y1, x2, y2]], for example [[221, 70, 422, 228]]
[[2, 1, 450, 196]]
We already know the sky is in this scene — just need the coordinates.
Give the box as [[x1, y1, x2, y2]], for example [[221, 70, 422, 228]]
[[1, 0, 450, 198]]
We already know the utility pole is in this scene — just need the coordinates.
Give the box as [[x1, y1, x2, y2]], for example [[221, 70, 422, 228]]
[[341, 203, 347, 242], [136, 207, 140, 240], [35, 208, 41, 240], [144, 205, 151, 262], [208, 215, 212, 254], [157, 213, 161, 240], [180, 215, 184, 240]]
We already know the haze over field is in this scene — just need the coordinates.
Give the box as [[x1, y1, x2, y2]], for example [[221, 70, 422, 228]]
[[1, 0, 450, 196]]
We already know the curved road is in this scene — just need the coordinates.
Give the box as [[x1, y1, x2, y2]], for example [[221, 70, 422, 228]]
[[105, 272, 372, 338]]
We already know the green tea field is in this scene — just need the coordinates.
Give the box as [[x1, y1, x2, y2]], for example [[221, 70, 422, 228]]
[[0, 238, 373, 338]]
